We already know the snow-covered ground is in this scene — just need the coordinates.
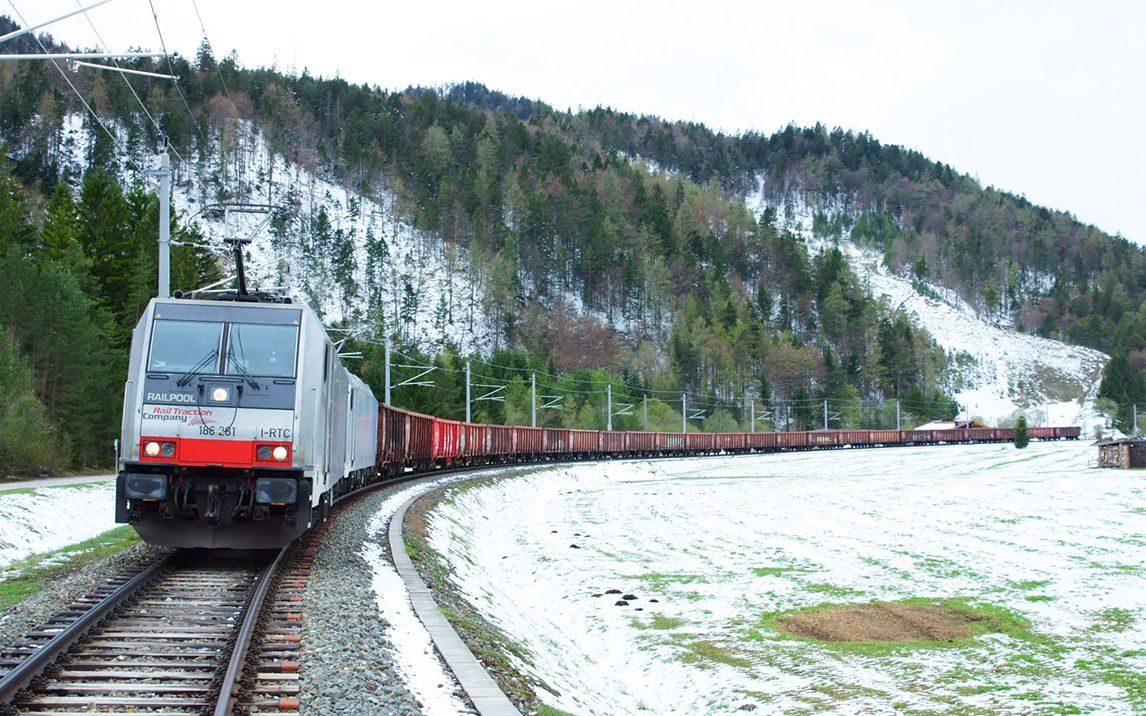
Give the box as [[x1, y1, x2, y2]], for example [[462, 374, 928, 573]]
[[0, 481, 118, 571], [427, 442, 1146, 715]]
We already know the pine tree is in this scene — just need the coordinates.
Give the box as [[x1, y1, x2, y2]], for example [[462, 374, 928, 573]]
[[1014, 415, 1030, 449]]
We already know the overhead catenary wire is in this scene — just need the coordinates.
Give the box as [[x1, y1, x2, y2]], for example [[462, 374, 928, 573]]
[[145, 0, 210, 147], [188, 0, 234, 106], [6, 0, 145, 175], [70, 0, 185, 165]]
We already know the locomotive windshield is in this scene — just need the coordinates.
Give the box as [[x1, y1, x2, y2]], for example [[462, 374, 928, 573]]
[[148, 320, 223, 373], [225, 323, 298, 378]]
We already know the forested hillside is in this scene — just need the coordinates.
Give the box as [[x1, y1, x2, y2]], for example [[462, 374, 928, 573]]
[[0, 16, 1139, 471]]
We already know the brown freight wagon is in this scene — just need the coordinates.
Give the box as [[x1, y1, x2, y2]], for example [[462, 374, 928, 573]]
[[569, 429, 598, 456], [626, 431, 657, 455], [599, 430, 626, 455], [515, 426, 544, 459], [489, 425, 514, 460], [745, 432, 777, 451]]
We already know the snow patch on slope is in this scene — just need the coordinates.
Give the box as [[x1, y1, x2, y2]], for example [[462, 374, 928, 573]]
[[742, 173, 1108, 430], [837, 240, 1107, 428]]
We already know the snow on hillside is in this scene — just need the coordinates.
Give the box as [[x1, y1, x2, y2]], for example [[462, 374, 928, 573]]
[[837, 241, 1108, 429], [167, 120, 494, 353], [743, 175, 1108, 430], [59, 115, 494, 353], [427, 444, 1146, 715]]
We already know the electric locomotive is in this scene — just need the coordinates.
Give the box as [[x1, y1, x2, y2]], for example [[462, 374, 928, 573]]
[[114, 293, 377, 549]]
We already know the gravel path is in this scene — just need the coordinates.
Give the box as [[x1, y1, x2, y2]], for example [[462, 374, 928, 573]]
[[0, 542, 167, 649], [298, 484, 473, 715]]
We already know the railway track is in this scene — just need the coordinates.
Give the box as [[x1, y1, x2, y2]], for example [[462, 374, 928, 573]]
[[0, 547, 299, 715]]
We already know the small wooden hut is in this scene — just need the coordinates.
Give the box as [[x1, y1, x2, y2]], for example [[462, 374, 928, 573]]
[[1095, 438, 1146, 469]]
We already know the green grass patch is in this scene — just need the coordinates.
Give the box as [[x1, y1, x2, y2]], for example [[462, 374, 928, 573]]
[[1024, 595, 1054, 603], [671, 636, 753, 669], [752, 564, 815, 578], [1090, 608, 1136, 633], [631, 614, 685, 631], [1013, 579, 1051, 590], [805, 582, 864, 598], [633, 572, 705, 591], [0, 487, 37, 497], [536, 706, 577, 716], [0, 526, 140, 609]]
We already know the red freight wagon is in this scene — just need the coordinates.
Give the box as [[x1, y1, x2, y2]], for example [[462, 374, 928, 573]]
[[377, 404, 407, 476], [862, 430, 900, 446], [626, 431, 656, 455], [432, 418, 462, 464], [745, 431, 777, 450], [463, 423, 488, 460], [489, 425, 514, 458], [716, 432, 747, 452], [659, 432, 686, 453], [405, 410, 434, 470], [808, 432, 839, 448], [543, 428, 567, 455], [599, 431, 626, 455], [781, 431, 809, 449], [570, 430, 598, 455], [686, 432, 715, 453], [515, 426, 544, 457]]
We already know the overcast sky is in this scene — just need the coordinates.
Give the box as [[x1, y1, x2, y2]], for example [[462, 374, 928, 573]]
[[12, 0, 1146, 244]]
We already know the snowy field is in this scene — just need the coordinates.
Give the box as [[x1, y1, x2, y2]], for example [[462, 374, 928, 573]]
[[426, 442, 1146, 715], [0, 481, 118, 571]]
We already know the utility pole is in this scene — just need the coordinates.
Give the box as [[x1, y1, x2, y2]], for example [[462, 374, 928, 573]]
[[823, 399, 828, 431], [384, 336, 391, 405], [466, 361, 471, 423], [896, 399, 901, 430], [682, 393, 687, 434], [531, 373, 537, 428], [643, 395, 648, 431], [1135, 404, 1139, 436], [156, 149, 171, 298], [751, 400, 756, 433], [607, 384, 613, 431]]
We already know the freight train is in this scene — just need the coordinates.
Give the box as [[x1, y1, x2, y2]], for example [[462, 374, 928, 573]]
[[115, 295, 1080, 549]]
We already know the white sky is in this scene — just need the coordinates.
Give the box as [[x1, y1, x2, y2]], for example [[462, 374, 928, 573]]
[[11, 0, 1146, 245]]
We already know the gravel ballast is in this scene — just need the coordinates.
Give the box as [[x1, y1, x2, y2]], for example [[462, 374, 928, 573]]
[[0, 542, 167, 649], [298, 484, 474, 715]]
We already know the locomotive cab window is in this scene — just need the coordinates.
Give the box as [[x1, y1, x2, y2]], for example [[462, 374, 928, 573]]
[[148, 320, 223, 373], [225, 323, 299, 378]]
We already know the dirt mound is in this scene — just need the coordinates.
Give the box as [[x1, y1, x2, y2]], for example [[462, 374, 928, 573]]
[[776, 602, 994, 643]]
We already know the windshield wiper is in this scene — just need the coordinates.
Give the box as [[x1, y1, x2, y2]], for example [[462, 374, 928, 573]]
[[176, 349, 219, 387], [226, 348, 262, 390]]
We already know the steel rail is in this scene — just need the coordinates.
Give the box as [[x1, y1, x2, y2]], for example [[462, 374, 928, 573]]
[[0, 551, 175, 704], [212, 545, 291, 716]]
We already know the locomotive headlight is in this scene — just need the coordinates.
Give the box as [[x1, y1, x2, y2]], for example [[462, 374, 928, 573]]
[[161, 442, 176, 457], [272, 446, 289, 461], [211, 387, 229, 402], [257, 445, 272, 460], [144, 441, 161, 457]]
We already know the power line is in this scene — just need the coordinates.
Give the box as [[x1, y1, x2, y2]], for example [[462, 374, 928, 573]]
[[145, 0, 209, 147], [188, 0, 234, 106], [70, 0, 185, 165], [6, 0, 144, 175]]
